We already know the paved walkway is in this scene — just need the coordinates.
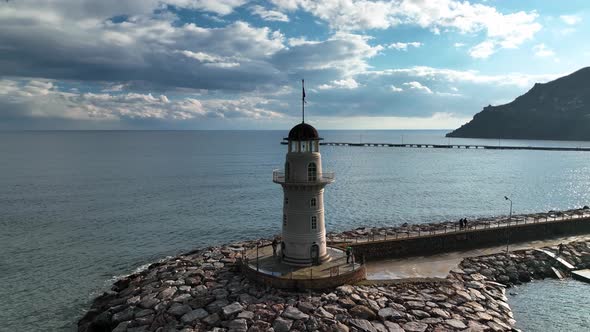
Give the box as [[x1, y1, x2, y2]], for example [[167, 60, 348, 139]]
[[364, 234, 590, 280]]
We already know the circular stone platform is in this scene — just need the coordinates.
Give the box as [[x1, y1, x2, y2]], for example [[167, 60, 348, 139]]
[[240, 245, 366, 289]]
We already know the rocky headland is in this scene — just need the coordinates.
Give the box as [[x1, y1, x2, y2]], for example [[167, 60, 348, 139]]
[[79, 224, 590, 332], [446, 67, 590, 141]]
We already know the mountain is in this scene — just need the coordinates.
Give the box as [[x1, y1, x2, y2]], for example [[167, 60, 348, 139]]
[[446, 67, 590, 141]]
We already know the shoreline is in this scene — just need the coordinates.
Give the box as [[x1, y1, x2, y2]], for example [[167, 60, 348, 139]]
[[79, 218, 590, 332]]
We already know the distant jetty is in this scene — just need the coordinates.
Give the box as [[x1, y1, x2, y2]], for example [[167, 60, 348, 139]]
[[79, 209, 590, 332], [282, 141, 590, 152]]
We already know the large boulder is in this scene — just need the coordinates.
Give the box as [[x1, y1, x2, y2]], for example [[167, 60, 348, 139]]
[[350, 305, 376, 320], [222, 302, 244, 317], [282, 306, 309, 320], [377, 307, 404, 320], [180, 309, 208, 324], [273, 317, 293, 332]]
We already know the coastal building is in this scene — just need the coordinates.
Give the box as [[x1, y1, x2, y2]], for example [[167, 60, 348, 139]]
[[272, 81, 335, 266]]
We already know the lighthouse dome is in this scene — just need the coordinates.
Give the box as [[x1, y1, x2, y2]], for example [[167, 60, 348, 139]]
[[287, 123, 322, 140]]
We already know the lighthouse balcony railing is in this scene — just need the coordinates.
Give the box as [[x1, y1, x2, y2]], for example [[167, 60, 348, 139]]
[[272, 169, 335, 184]]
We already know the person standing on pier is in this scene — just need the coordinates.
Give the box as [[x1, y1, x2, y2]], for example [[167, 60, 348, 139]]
[[272, 238, 278, 257]]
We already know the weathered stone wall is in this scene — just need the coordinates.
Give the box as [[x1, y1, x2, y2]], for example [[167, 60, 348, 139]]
[[240, 262, 366, 290], [351, 217, 590, 261]]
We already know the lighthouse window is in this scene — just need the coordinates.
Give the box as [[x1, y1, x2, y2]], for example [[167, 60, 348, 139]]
[[307, 162, 317, 181], [283, 214, 287, 226], [311, 216, 317, 230], [284, 197, 288, 205], [310, 197, 316, 207]]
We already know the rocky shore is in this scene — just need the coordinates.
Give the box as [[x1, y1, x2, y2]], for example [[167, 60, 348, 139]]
[[79, 230, 590, 332]]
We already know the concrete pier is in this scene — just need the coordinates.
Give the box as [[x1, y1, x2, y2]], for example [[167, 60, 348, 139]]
[[572, 269, 590, 283], [282, 141, 590, 152], [339, 209, 590, 261]]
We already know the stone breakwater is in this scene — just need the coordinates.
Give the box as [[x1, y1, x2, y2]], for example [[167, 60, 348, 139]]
[[457, 241, 590, 287], [79, 233, 590, 332]]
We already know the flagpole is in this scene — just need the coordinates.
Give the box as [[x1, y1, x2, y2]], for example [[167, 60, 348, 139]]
[[302, 79, 305, 123]]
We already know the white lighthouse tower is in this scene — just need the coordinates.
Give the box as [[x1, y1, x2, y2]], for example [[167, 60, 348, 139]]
[[272, 81, 334, 266]]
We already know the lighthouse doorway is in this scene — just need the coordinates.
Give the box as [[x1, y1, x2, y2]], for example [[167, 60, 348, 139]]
[[310, 243, 319, 265]]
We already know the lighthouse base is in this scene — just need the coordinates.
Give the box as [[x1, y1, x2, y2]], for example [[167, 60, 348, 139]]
[[282, 252, 331, 267], [241, 245, 365, 289]]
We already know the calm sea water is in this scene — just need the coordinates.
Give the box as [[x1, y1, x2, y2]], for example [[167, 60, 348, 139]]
[[1, 130, 590, 330], [509, 279, 590, 331]]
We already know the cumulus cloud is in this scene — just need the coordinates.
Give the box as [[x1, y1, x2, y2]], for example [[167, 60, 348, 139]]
[[469, 41, 496, 59], [366, 66, 561, 88], [388, 42, 422, 51], [272, 32, 383, 76], [250, 5, 290, 22], [271, 0, 541, 57], [0, 0, 570, 129], [402, 81, 433, 94], [318, 78, 360, 89], [172, 0, 248, 15], [177, 50, 240, 68], [533, 43, 555, 57], [0, 78, 282, 129], [560, 14, 582, 25], [0, 3, 288, 91]]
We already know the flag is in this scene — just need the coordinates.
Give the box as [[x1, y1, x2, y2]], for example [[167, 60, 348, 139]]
[[302, 79, 306, 103]]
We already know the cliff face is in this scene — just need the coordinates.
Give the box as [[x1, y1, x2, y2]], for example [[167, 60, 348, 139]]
[[447, 67, 590, 141]]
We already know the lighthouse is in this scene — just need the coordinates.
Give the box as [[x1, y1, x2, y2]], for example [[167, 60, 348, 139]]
[[272, 81, 334, 266]]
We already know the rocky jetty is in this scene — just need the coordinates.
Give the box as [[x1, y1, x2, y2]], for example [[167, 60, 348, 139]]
[[458, 241, 590, 287], [78, 230, 590, 332]]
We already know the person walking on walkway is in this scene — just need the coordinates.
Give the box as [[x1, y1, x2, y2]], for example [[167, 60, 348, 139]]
[[463, 218, 468, 230], [346, 246, 352, 264]]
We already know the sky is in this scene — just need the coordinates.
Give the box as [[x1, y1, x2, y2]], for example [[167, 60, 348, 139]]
[[0, 0, 588, 130]]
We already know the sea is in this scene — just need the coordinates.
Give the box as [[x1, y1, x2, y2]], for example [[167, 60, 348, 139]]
[[1, 130, 589, 331]]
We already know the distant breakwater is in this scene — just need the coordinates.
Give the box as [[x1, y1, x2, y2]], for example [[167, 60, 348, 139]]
[[79, 214, 590, 332], [281, 141, 590, 152]]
